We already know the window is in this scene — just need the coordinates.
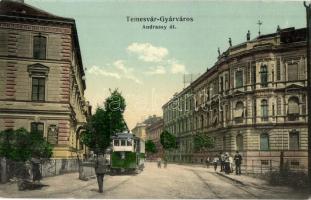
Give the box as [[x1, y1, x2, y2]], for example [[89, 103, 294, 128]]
[[127, 140, 132, 146], [253, 99, 257, 121], [114, 140, 120, 146], [288, 63, 298, 81], [121, 140, 126, 146], [235, 70, 243, 88], [288, 96, 299, 121], [234, 101, 244, 123], [225, 74, 229, 90], [32, 77, 45, 101], [261, 160, 269, 165], [289, 131, 299, 150], [31, 122, 44, 136], [220, 76, 224, 92], [213, 109, 218, 125], [261, 99, 268, 121], [225, 105, 230, 122], [277, 97, 282, 115], [252, 63, 256, 85], [260, 65, 268, 87], [236, 134, 243, 151], [260, 133, 269, 151], [276, 59, 281, 80], [33, 35, 46, 59]]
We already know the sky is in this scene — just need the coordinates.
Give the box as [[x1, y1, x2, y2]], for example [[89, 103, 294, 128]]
[[27, 0, 306, 129]]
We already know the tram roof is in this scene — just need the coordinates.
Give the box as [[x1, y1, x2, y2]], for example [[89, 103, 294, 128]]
[[111, 132, 138, 139]]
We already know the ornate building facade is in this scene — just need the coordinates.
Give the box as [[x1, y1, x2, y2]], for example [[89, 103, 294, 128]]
[[0, 0, 91, 159], [163, 27, 308, 171]]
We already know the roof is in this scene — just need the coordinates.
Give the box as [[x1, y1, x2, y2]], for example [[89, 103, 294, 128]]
[[0, 0, 73, 22]]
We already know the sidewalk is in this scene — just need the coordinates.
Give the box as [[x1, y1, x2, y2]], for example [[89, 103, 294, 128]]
[[215, 171, 267, 187], [0, 173, 97, 198]]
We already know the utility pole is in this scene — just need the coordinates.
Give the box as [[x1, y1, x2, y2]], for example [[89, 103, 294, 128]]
[[303, 1, 311, 192]]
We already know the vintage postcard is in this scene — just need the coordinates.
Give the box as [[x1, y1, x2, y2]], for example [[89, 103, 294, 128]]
[[0, 0, 310, 199]]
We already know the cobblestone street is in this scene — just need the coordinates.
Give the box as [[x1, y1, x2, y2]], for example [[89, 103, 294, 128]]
[[0, 162, 309, 199]]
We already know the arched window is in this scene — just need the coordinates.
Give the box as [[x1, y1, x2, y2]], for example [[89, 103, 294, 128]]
[[260, 65, 268, 87], [260, 133, 269, 151], [236, 134, 243, 151], [261, 99, 268, 121], [288, 96, 299, 121], [234, 101, 244, 123]]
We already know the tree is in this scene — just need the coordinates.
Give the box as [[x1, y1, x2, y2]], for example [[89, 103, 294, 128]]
[[145, 140, 157, 154], [81, 89, 127, 153], [0, 128, 53, 162], [160, 130, 177, 150], [193, 133, 215, 152], [160, 131, 177, 161]]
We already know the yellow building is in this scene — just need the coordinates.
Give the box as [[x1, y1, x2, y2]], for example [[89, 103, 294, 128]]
[[132, 123, 147, 141]]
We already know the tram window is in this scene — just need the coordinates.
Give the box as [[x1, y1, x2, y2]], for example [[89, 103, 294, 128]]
[[121, 140, 126, 146], [127, 140, 132, 146], [114, 140, 120, 146]]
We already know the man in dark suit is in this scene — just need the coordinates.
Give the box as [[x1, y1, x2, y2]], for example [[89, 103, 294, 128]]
[[234, 151, 242, 175], [95, 153, 107, 193]]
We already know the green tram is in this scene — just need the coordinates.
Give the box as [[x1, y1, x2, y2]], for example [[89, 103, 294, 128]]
[[107, 132, 145, 174]]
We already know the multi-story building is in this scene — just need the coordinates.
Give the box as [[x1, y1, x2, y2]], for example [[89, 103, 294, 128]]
[[0, 0, 91, 159], [132, 115, 162, 141], [162, 86, 195, 163], [145, 118, 163, 160], [163, 27, 308, 171], [132, 123, 147, 141]]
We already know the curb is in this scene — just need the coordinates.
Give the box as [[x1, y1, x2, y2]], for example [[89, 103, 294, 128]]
[[216, 172, 245, 186]]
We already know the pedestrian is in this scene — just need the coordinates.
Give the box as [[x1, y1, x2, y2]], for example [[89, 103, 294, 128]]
[[95, 153, 107, 193], [224, 152, 230, 174], [220, 152, 225, 172], [205, 157, 210, 168], [234, 151, 242, 175], [31, 156, 42, 183], [163, 157, 167, 168], [212, 155, 219, 171], [157, 157, 162, 168], [229, 155, 234, 173]]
